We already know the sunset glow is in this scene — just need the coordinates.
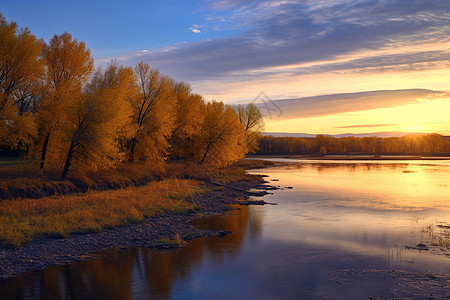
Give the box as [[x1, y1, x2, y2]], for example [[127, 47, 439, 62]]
[[2, 0, 450, 136], [266, 95, 450, 135]]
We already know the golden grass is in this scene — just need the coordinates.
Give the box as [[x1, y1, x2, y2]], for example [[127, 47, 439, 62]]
[[0, 159, 169, 200], [0, 179, 204, 248], [422, 224, 450, 248], [165, 159, 265, 184], [155, 233, 183, 247]]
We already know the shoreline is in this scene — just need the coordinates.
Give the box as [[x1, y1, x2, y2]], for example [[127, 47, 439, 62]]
[[247, 154, 450, 161], [0, 174, 273, 280]]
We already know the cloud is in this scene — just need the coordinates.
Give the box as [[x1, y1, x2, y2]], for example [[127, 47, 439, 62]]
[[254, 89, 443, 120], [335, 123, 399, 129], [101, 0, 450, 91]]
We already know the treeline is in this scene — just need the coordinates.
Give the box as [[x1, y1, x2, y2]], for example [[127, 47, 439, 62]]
[[0, 14, 264, 179], [257, 134, 450, 155]]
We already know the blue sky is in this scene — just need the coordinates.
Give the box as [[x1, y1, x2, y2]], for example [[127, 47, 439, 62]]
[[2, 0, 450, 134], [1, 0, 233, 57]]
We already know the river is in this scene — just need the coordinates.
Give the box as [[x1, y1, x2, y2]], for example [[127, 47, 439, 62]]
[[1, 159, 449, 299]]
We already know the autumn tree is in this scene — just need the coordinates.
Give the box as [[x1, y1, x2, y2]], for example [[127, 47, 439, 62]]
[[232, 103, 264, 153], [169, 81, 204, 158], [424, 133, 442, 152], [190, 101, 248, 166], [127, 61, 175, 167], [60, 64, 134, 179], [257, 136, 311, 154], [38, 32, 93, 170], [0, 14, 43, 152]]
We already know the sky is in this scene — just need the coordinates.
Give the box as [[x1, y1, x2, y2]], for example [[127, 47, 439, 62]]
[[2, 0, 450, 135]]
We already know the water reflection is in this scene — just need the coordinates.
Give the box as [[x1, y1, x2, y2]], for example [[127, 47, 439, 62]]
[[0, 207, 260, 299], [1, 160, 450, 299], [265, 161, 450, 211]]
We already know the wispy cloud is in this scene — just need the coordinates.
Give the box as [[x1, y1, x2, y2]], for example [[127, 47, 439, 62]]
[[255, 89, 443, 120], [101, 0, 450, 99], [189, 24, 204, 33], [335, 123, 399, 129]]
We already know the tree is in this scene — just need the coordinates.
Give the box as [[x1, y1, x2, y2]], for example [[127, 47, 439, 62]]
[[38, 32, 94, 170], [169, 81, 204, 158], [0, 13, 43, 153], [60, 64, 133, 179], [127, 61, 175, 167], [424, 133, 442, 152], [190, 101, 248, 166], [232, 103, 265, 153]]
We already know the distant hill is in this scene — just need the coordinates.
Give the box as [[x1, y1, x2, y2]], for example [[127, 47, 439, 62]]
[[263, 132, 428, 138]]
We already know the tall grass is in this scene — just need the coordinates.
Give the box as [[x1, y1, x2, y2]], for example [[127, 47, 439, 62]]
[[422, 224, 450, 248], [0, 179, 204, 248], [165, 160, 267, 183]]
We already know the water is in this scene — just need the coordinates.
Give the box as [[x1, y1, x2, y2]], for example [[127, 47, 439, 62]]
[[1, 159, 450, 299]]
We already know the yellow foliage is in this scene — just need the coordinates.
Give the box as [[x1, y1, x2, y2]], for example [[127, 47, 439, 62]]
[[127, 61, 176, 167], [37, 32, 94, 170], [170, 82, 205, 158], [59, 63, 134, 179], [1, 13, 261, 179], [191, 101, 248, 167], [0, 14, 42, 151], [232, 103, 265, 153]]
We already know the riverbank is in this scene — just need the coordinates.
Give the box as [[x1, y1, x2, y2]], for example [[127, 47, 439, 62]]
[[247, 154, 450, 160], [0, 172, 274, 280]]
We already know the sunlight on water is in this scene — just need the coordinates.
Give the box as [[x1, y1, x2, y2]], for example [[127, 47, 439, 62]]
[[258, 160, 450, 211], [248, 160, 450, 266], [1, 159, 449, 299]]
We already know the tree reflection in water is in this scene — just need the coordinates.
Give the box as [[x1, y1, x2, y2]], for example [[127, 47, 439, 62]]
[[0, 205, 262, 299]]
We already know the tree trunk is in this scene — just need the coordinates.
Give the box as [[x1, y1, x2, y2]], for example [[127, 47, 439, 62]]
[[200, 144, 212, 165], [61, 140, 75, 180], [128, 137, 137, 163], [40, 132, 51, 170]]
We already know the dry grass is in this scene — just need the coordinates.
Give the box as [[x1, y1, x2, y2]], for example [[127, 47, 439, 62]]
[[0, 179, 204, 248], [0, 160, 57, 188], [0, 159, 162, 188], [0, 159, 167, 199], [155, 233, 184, 247], [0, 158, 260, 200], [422, 224, 450, 248], [165, 159, 266, 184]]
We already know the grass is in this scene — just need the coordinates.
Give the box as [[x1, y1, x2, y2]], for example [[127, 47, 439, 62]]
[[0, 179, 205, 248], [0, 159, 167, 199], [0, 157, 259, 248], [154, 233, 184, 247], [422, 224, 450, 248], [0, 158, 265, 200], [165, 159, 268, 184]]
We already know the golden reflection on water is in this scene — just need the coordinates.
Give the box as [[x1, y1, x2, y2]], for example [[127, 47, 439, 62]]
[[248, 160, 450, 262], [2, 161, 450, 299], [262, 162, 450, 211]]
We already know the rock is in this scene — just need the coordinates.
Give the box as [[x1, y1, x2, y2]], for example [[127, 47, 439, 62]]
[[405, 243, 429, 251], [217, 231, 232, 237], [234, 199, 277, 206], [416, 243, 429, 250]]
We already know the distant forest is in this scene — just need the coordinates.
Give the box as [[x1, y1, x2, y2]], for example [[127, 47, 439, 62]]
[[257, 134, 450, 155], [0, 14, 264, 179]]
